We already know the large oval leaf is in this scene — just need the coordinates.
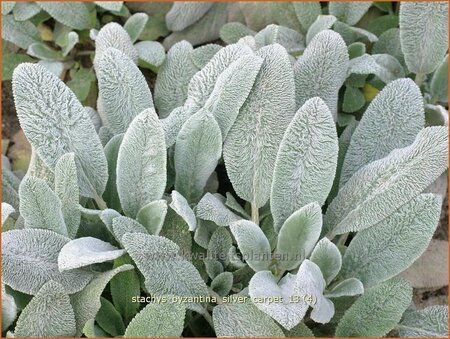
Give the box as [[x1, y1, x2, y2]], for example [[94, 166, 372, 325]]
[[294, 30, 349, 120], [335, 278, 412, 337], [2, 229, 93, 295], [328, 2, 372, 25], [174, 111, 222, 203], [165, 2, 212, 31], [399, 2, 448, 75], [14, 281, 76, 337], [340, 194, 441, 288], [117, 108, 166, 218], [97, 48, 153, 134], [340, 78, 424, 186], [325, 126, 448, 237], [224, 44, 296, 208], [271, 97, 338, 229], [37, 2, 93, 30], [12, 63, 108, 198], [122, 233, 208, 313]]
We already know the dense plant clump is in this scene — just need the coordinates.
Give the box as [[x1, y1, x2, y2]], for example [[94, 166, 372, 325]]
[[2, 1, 449, 338]]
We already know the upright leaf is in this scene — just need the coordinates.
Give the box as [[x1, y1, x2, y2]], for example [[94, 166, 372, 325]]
[[310, 238, 342, 285], [196, 193, 241, 226], [293, 2, 322, 32], [19, 176, 67, 236], [229, 220, 272, 272], [136, 200, 168, 235], [430, 55, 448, 103], [294, 30, 349, 120], [170, 190, 197, 231], [55, 153, 81, 238], [340, 78, 424, 186], [2, 229, 93, 295], [154, 41, 198, 118], [340, 194, 441, 288], [1, 14, 40, 49], [399, 2, 448, 75], [124, 302, 185, 337], [123, 13, 148, 43], [224, 44, 296, 208], [276, 202, 322, 271], [335, 278, 412, 337], [165, 2, 212, 31], [325, 127, 448, 237], [306, 15, 337, 44], [14, 281, 76, 337], [103, 134, 123, 211], [117, 108, 166, 218], [174, 111, 222, 203], [12, 63, 108, 198], [271, 97, 338, 229], [93, 22, 138, 69], [97, 48, 153, 134]]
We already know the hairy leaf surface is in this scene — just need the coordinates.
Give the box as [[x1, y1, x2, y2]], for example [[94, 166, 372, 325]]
[[197, 193, 241, 226], [271, 97, 338, 229], [165, 2, 212, 31], [224, 44, 296, 207], [310, 238, 342, 285], [397, 306, 449, 337], [37, 2, 93, 30], [329, 2, 372, 25], [117, 108, 166, 218], [2, 229, 93, 295], [325, 127, 448, 237]]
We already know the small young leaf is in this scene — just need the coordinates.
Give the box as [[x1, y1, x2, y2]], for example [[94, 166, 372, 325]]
[[255, 25, 305, 54], [328, 2, 372, 25], [12, 63, 108, 198], [310, 238, 342, 285], [224, 44, 296, 208], [213, 302, 285, 338], [271, 97, 338, 229], [27, 42, 62, 61], [135, 40, 165, 69], [14, 281, 76, 337], [122, 233, 208, 313], [123, 12, 148, 43], [276, 202, 322, 271], [325, 127, 448, 237], [208, 227, 233, 268], [19, 176, 67, 236], [340, 194, 441, 288], [103, 134, 123, 211], [294, 30, 349, 120], [293, 260, 334, 324], [324, 278, 364, 298], [97, 48, 153, 134], [124, 301, 185, 338], [136, 199, 168, 235], [249, 271, 307, 330], [96, 297, 125, 336], [229, 220, 272, 272], [397, 306, 449, 337], [335, 278, 412, 337], [55, 153, 81, 238], [399, 2, 448, 75], [117, 108, 166, 218], [2, 229, 93, 295], [174, 111, 222, 203], [170, 190, 196, 231], [58, 237, 126, 271], [342, 86, 365, 113], [197, 193, 241, 226], [71, 265, 134, 336], [211, 272, 234, 297], [191, 44, 223, 69]]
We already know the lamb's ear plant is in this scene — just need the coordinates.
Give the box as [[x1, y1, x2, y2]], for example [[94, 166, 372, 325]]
[[2, 1, 449, 338]]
